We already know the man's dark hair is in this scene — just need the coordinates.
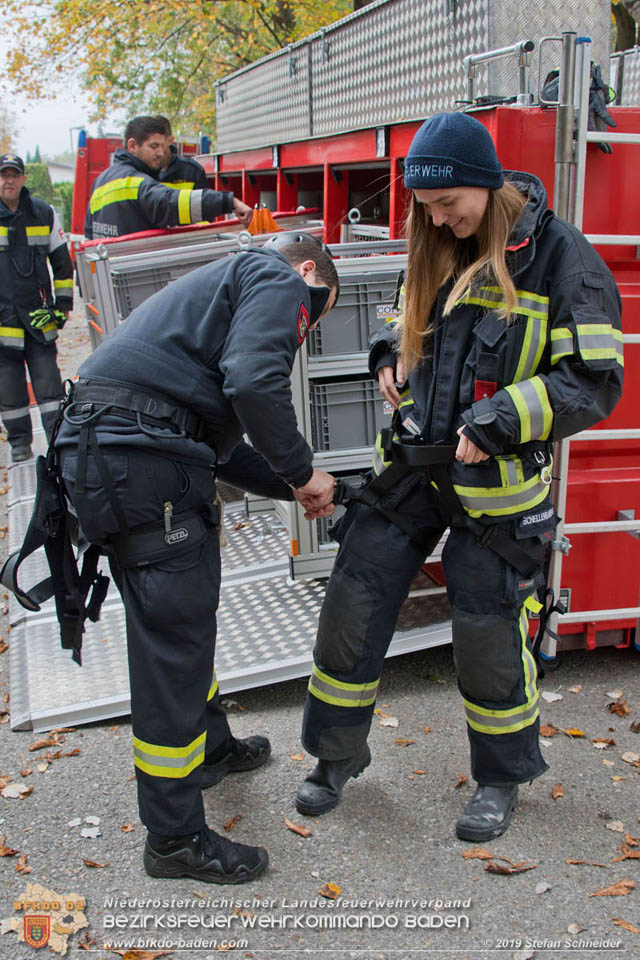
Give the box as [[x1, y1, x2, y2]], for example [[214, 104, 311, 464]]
[[279, 241, 339, 299], [124, 116, 168, 146], [154, 116, 172, 137]]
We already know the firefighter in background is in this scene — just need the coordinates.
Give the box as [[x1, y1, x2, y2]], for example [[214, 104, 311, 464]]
[[84, 115, 252, 240], [55, 235, 338, 883], [155, 116, 210, 191], [0, 154, 73, 463], [296, 113, 623, 841]]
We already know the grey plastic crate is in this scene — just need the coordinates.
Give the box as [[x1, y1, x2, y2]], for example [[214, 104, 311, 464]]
[[309, 377, 393, 452], [308, 272, 401, 357]]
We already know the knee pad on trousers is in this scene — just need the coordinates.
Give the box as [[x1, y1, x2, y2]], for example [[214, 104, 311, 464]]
[[315, 565, 373, 672], [452, 605, 520, 701]]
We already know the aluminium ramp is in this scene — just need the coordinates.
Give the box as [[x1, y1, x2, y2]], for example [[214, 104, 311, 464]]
[[7, 431, 452, 733]]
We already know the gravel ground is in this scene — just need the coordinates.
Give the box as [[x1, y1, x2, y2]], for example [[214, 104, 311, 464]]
[[0, 303, 639, 960]]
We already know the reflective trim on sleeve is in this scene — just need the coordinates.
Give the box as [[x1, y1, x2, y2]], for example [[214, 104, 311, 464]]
[[0, 404, 31, 420], [26, 225, 50, 246], [207, 669, 218, 702], [0, 326, 25, 349], [504, 376, 553, 444], [89, 176, 144, 214], [452, 473, 551, 518], [308, 664, 379, 708], [576, 322, 623, 365], [0, 226, 9, 247], [614, 328, 624, 367], [463, 286, 549, 321], [190, 189, 204, 223], [133, 731, 206, 778], [163, 181, 195, 190], [177, 188, 192, 224], [41, 323, 58, 341], [513, 316, 548, 382], [550, 327, 574, 366], [53, 278, 73, 291]]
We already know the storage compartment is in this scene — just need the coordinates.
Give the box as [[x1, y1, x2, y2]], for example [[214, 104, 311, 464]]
[[308, 272, 401, 357], [309, 376, 393, 451]]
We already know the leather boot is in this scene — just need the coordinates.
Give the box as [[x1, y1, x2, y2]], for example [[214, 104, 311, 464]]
[[201, 735, 271, 789], [295, 745, 371, 816], [456, 783, 519, 841], [144, 827, 268, 884]]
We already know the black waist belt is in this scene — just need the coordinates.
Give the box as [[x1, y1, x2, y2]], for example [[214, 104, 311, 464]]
[[391, 442, 457, 466], [71, 379, 207, 442]]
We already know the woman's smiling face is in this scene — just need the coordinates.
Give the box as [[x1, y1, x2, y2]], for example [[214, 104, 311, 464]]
[[414, 186, 490, 238]]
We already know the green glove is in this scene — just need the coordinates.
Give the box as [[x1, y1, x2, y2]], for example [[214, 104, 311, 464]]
[[52, 308, 67, 328], [29, 308, 53, 330]]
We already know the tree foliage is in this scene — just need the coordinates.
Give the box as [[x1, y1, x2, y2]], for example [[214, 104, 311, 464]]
[[2, 0, 351, 134], [53, 181, 74, 232], [0, 103, 18, 153], [26, 162, 55, 204]]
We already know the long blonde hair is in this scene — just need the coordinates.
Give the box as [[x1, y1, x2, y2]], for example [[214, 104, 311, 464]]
[[400, 182, 527, 372]]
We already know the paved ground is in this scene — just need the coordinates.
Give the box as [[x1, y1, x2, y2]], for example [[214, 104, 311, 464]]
[[0, 305, 639, 960]]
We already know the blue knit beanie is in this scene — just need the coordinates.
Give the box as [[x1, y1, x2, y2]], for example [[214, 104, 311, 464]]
[[404, 112, 503, 191]]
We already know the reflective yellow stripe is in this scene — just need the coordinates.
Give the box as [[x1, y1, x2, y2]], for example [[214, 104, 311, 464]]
[[177, 188, 192, 224], [576, 322, 621, 363], [463, 286, 549, 321], [496, 456, 524, 487], [504, 376, 552, 444], [54, 278, 73, 290], [513, 315, 548, 382], [90, 176, 144, 214], [550, 327, 574, 366], [164, 181, 194, 190], [372, 431, 392, 475], [133, 731, 206, 778], [613, 328, 624, 367], [453, 472, 551, 518], [308, 664, 379, 708], [207, 670, 218, 702], [26, 225, 50, 236], [0, 326, 25, 340]]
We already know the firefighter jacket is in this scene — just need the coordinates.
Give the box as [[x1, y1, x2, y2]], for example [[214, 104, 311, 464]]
[[0, 187, 74, 350], [368, 171, 623, 521], [57, 248, 324, 487], [84, 148, 233, 240], [158, 145, 210, 190]]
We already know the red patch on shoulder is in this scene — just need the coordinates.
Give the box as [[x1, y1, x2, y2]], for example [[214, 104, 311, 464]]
[[297, 303, 310, 344]]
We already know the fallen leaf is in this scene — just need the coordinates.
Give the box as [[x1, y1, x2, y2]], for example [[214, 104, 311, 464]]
[[608, 698, 631, 717], [513, 951, 535, 960], [624, 834, 638, 847], [566, 859, 610, 868], [607, 689, 624, 700], [462, 847, 494, 860], [284, 816, 312, 838], [223, 815, 242, 832], [289, 753, 304, 762], [413, 770, 426, 775], [108, 951, 174, 959], [589, 878, 635, 897], [232, 520, 251, 530], [541, 691, 563, 703], [454, 774, 468, 789], [374, 709, 390, 718], [80, 827, 101, 839], [568, 922, 586, 935], [68, 818, 82, 827], [535, 880, 552, 894], [20, 768, 32, 777], [395, 738, 416, 747], [319, 882, 341, 900], [630, 720, 640, 734], [612, 918, 640, 933], [592, 738, 616, 748], [0, 837, 19, 857], [539, 724, 558, 738], [379, 717, 399, 728], [562, 728, 585, 738], [552, 783, 564, 799], [612, 776, 627, 782], [28, 734, 65, 752], [1, 783, 31, 799], [0, 641, 7, 655], [83, 859, 110, 868], [85, 815, 101, 825], [15, 854, 31, 875], [567, 685, 582, 694], [423, 726, 432, 734], [621, 752, 640, 766], [121, 823, 135, 833], [605, 821, 625, 833], [611, 843, 640, 863], [485, 860, 537, 875], [602, 759, 615, 767]]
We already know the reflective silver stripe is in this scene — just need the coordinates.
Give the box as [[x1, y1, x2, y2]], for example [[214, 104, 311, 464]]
[[0, 336, 24, 349], [132, 731, 206, 778], [520, 607, 537, 705], [1, 405, 31, 420], [463, 696, 539, 732], [308, 665, 379, 707], [38, 400, 62, 415], [190, 189, 204, 223], [455, 476, 550, 515], [501, 458, 520, 486], [26, 235, 50, 246], [513, 316, 548, 381], [0, 237, 8, 247], [550, 327, 573, 366], [133, 741, 205, 772]]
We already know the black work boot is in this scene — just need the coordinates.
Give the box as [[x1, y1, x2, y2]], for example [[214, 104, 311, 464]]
[[201, 735, 271, 789], [295, 745, 371, 816], [11, 445, 32, 463], [455, 783, 519, 841], [143, 827, 268, 884]]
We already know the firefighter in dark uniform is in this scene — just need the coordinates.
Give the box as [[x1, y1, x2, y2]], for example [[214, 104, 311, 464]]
[[295, 113, 623, 841], [0, 153, 73, 463], [155, 116, 210, 191], [84, 115, 252, 240], [55, 235, 338, 883]]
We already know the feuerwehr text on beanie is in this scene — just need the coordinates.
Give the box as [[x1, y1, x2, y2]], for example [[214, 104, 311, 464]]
[[404, 112, 504, 191]]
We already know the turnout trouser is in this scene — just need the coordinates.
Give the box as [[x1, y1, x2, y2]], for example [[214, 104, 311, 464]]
[[0, 339, 64, 447], [59, 447, 231, 836], [302, 474, 549, 786]]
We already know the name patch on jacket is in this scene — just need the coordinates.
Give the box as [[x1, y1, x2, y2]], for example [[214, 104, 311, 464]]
[[515, 505, 557, 540], [297, 303, 310, 344]]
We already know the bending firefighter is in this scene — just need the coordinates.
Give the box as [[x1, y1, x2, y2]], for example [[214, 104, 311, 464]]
[[296, 112, 623, 841], [55, 234, 337, 883]]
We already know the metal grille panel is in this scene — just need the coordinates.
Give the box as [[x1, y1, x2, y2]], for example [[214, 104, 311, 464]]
[[619, 48, 640, 105]]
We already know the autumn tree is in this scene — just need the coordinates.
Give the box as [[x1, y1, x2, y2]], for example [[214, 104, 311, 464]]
[[1, 0, 351, 135], [0, 103, 18, 153]]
